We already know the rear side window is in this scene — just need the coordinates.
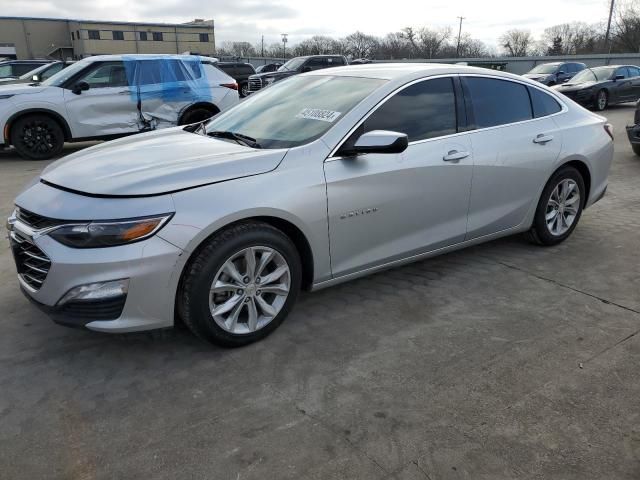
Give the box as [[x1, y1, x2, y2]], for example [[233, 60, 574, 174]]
[[134, 59, 202, 85], [463, 77, 532, 129], [363, 77, 457, 142], [238, 65, 255, 75], [628, 66, 640, 77], [529, 87, 562, 118]]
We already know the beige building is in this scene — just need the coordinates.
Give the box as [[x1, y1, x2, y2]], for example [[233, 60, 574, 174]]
[[0, 16, 215, 60]]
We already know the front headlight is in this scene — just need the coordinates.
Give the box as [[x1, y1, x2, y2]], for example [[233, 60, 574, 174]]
[[49, 214, 173, 248]]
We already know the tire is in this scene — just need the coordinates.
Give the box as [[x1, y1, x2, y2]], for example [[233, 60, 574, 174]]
[[594, 89, 608, 111], [632, 143, 640, 156], [10, 114, 64, 160], [179, 221, 302, 347], [179, 107, 217, 125], [526, 166, 585, 246], [239, 82, 249, 98]]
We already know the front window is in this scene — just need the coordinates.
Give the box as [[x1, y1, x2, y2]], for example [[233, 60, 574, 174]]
[[206, 75, 386, 148], [0, 64, 15, 77], [278, 57, 306, 72], [571, 67, 615, 83], [529, 64, 560, 74]]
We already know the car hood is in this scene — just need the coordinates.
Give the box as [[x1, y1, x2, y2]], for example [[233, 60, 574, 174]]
[[41, 128, 288, 197], [553, 81, 596, 91], [0, 83, 49, 95], [250, 70, 297, 81], [523, 73, 551, 80]]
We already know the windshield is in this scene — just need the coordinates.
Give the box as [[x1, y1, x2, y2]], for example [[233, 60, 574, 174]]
[[206, 75, 386, 148], [571, 67, 614, 83], [18, 63, 50, 80], [278, 57, 306, 72], [529, 64, 560, 74], [42, 60, 91, 87], [0, 64, 15, 77]]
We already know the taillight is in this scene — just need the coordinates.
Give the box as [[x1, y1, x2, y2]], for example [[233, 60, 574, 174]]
[[604, 123, 614, 141], [221, 82, 238, 91]]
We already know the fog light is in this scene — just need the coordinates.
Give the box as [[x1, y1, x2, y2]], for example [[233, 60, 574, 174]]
[[58, 279, 129, 306]]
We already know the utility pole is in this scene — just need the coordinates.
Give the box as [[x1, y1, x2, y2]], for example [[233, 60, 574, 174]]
[[604, 0, 615, 53], [456, 16, 465, 57], [281, 33, 288, 61], [261, 35, 264, 57]]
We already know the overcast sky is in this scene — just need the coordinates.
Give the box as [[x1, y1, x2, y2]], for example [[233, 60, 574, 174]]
[[4, 0, 611, 48]]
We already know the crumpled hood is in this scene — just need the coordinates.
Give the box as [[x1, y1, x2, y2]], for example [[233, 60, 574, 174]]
[[41, 128, 288, 197], [0, 83, 49, 96]]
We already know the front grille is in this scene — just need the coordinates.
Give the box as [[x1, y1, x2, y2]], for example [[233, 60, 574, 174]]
[[10, 231, 51, 291], [16, 207, 67, 230], [248, 78, 262, 92]]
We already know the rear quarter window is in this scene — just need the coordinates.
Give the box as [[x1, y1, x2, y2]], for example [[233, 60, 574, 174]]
[[528, 87, 562, 118], [463, 77, 532, 129]]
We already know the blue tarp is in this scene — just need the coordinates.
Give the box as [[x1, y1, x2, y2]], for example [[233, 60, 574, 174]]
[[122, 55, 213, 103]]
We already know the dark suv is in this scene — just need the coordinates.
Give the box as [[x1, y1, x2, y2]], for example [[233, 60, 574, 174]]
[[247, 55, 348, 94], [215, 62, 256, 97], [0, 60, 53, 79], [523, 62, 586, 86], [626, 100, 640, 156]]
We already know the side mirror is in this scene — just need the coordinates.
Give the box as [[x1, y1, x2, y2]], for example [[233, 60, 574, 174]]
[[72, 81, 90, 94], [348, 130, 408, 156], [615, 74, 625, 81], [563, 78, 570, 83], [31, 74, 40, 82]]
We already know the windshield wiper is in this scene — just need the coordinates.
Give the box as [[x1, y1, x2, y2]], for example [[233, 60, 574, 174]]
[[208, 130, 262, 149]]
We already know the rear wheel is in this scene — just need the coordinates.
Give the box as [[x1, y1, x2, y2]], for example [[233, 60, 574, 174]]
[[595, 90, 608, 111], [526, 166, 585, 246], [179, 221, 302, 347], [240, 82, 249, 98], [10, 114, 64, 160], [179, 107, 217, 125]]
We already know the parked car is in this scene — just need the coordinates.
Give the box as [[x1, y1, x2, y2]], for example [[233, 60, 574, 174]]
[[626, 99, 640, 156], [0, 61, 73, 85], [0, 60, 53, 79], [552, 65, 640, 111], [247, 55, 348, 94], [0, 54, 239, 160], [6, 64, 613, 346], [255, 63, 282, 74], [214, 62, 256, 98], [350, 58, 372, 64], [523, 62, 586, 86]]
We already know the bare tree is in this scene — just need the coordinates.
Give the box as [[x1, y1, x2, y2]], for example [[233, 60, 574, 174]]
[[220, 41, 256, 57], [500, 29, 535, 56], [344, 31, 380, 58], [542, 23, 602, 55], [378, 32, 412, 59], [612, 2, 640, 52]]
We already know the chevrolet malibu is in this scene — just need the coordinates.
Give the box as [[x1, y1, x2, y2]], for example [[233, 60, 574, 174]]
[[7, 64, 614, 347]]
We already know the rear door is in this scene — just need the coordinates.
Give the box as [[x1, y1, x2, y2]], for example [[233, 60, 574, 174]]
[[626, 66, 640, 100], [324, 76, 474, 276], [612, 67, 634, 102], [63, 61, 139, 138], [462, 76, 562, 239]]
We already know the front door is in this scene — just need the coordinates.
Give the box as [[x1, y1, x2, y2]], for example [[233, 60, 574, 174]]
[[63, 61, 139, 138], [324, 77, 474, 277]]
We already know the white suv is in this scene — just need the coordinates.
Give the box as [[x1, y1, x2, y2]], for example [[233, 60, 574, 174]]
[[0, 54, 239, 160]]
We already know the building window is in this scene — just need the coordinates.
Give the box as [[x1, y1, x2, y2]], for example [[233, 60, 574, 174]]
[[152, 32, 163, 41], [199, 33, 209, 42], [112, 31, 124, 41], [139, 31, 148, 41], [88, 30, 100, 40], [71, 32, 75, 41], [77, 30, 80, 39]]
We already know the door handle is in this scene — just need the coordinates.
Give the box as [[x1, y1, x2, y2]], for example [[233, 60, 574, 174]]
[[533, 134, 554, 144], [118, 90, 131, 94], [443, 150, 470, 162]]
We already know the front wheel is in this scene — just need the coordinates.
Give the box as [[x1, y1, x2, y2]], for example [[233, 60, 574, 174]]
[[595, 90, 608, 111], [10, 114, 64, 160], [526, 166, 585, 246], [632, 143, 640, 156], [179, 222, 302, 347], [240, 82, 249, 98]]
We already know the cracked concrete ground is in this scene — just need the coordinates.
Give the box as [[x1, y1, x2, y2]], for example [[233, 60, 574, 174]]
[[1, 105, 639, 479]]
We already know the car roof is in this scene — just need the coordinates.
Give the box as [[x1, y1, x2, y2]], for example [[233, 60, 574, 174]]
[[74, 54, 219, 63], [0, 59, 52, 64], [305, 63, 529, 82]]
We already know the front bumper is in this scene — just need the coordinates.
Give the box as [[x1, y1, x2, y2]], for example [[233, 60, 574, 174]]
[[8, 214, 184, 333], [557, 89, 596, 106], [626, 123, 640, 146]]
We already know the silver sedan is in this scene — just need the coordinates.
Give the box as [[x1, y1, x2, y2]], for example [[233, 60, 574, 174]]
[[7, 64, 613, 346]]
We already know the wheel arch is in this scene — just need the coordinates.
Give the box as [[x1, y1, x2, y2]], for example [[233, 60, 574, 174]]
[[557, 159, 592, 205], [177, 102, 220, 125], [4, 108, 72, 145]]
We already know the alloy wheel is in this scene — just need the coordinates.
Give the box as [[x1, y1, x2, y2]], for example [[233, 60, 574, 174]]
[[545, 179, 580, 236], [597, 91, 607, 110], [19, 121, 56, 155], [209, 246, 291, 334]]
